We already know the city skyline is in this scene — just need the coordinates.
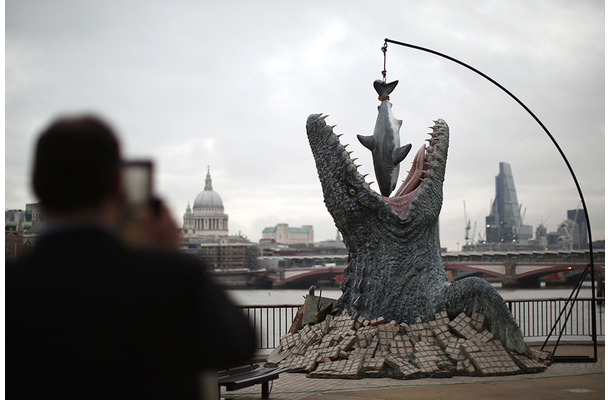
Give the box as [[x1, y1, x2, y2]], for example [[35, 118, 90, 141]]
[[6, 1, 605, 248], [7, 161, 595, 250]]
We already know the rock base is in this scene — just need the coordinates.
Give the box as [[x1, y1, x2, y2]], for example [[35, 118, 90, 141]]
[[267, 308, 549, 379]]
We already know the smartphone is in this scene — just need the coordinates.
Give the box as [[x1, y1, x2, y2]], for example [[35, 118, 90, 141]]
[[121, 160, 153, 208]]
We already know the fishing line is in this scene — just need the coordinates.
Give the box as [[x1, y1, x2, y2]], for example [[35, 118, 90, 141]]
[[382, 38, 598, 362], [378, 42, 391, 101]]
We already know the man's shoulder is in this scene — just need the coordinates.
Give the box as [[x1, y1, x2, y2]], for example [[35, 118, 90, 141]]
[[124, 245, 208, 280], [132, 247, 203, 269], [9, 227, 206, 279]]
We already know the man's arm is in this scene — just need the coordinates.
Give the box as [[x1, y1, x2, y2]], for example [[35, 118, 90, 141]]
[[141, 200, 256, 369], [195, 267, 256, 369]]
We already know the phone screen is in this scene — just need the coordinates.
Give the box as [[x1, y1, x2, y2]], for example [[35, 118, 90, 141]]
[[121, 160, 153, 208]]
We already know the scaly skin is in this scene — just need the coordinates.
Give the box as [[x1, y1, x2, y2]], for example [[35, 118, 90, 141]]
[[306, 113, 526, 353]]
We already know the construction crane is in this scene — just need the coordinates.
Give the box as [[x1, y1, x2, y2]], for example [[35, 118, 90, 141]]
[[561, 222, 574, 251], [463, 201, 471, 244], [471, 221, 478, 245]]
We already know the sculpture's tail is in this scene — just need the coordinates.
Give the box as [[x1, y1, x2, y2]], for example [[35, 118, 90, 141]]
[[440, 277, 527, 354]]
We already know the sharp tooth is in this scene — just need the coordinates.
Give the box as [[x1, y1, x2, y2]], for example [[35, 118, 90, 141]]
[[336, 134, 344, 138], [322, 115, 329, 120], [355, 164, 362, 169], [362, 174, 369, 179], [343, 144, 350, 149], [351, 157, 358, 162], [347, 151, 354, 156]]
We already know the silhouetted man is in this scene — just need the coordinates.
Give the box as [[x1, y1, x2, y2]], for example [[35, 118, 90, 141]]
[[6, 115, 255, 399]]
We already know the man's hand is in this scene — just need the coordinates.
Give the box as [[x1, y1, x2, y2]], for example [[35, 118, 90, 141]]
[[140, 199, 181, 250]]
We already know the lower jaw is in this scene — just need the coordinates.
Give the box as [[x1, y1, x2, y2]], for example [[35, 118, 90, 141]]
[[382, 144, 427, 217], [383, 190, 418, 217]]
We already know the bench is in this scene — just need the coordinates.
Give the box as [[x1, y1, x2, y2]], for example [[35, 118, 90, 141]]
[[217, 364, 288, 399]]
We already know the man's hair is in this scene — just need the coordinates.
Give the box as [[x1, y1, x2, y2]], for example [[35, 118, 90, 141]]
[[32, 115, 122, 213]]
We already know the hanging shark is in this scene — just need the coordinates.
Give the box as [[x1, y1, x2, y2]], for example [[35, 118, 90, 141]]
[[357, 80, 412, 197]]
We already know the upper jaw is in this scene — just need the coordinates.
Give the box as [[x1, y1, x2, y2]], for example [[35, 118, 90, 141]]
[[307, 113, 375, 194]]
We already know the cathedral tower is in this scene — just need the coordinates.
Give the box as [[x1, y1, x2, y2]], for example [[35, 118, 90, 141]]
[[182, 167, 229, 238]]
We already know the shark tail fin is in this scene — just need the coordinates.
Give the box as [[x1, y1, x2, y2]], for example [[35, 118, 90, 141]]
[[392, 143, 412, 165], [373, 80, 399, 98], [357, 134, 376, 151]]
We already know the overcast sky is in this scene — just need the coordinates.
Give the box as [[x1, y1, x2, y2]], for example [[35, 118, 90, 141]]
[[5, 0, 605, 249]]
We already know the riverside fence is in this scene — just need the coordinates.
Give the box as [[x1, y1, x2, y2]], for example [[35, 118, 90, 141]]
[[240, 298, 605, 350]]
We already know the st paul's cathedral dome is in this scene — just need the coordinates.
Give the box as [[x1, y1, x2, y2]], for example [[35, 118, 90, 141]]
[[183, 167, 229, 238]]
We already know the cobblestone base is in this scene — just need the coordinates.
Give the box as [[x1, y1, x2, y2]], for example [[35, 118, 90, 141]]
[[268, 309, 547, 379]]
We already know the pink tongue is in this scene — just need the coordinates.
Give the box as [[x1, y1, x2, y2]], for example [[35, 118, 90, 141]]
[[382, 144, 426, 216]]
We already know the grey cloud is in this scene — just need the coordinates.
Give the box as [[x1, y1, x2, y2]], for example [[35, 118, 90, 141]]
[[5, 0, 604, 247]]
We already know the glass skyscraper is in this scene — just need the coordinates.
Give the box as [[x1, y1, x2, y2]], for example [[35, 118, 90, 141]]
[[485, 162, 533, 243]]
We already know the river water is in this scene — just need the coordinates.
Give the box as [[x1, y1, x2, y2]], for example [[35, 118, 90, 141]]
[[227, 284, 596, 306]]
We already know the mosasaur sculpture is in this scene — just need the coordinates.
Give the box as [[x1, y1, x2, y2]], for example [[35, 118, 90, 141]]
[[306, 113, 526, 354]]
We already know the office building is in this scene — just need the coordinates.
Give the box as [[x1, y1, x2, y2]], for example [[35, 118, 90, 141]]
[[485, 162, 533, 243], [261, 224, 314, 246]]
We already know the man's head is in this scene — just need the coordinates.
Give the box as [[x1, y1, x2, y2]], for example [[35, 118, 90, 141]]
[[32, 115, 123, 217]]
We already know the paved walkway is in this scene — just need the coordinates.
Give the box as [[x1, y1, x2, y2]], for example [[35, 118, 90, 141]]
[[220, 345, 604, 400]]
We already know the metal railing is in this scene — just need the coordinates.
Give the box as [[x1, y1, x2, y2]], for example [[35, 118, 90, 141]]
[[507, 298, 605, 341], [240, 298, 604, 350], [241, 305, 302, 350]]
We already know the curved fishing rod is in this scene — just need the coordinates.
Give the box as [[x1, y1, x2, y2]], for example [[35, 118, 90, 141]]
[[383, 38, 597, 361]]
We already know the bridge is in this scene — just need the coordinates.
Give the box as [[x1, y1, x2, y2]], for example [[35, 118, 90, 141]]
[[444, 261, 604, 288], [258, 249, 604, 289], [271, 265, 347, 288]]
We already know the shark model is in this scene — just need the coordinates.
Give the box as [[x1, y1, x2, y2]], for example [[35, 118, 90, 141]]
[[357, 80, 412, 197]]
